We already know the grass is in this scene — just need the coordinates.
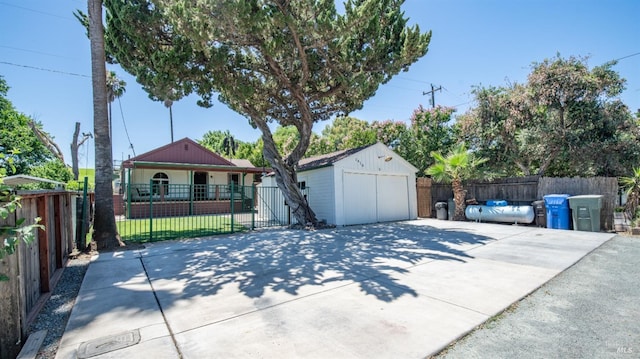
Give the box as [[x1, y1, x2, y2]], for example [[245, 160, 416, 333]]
[[78, 168, 96, 184], [117, 215, 247, 243]]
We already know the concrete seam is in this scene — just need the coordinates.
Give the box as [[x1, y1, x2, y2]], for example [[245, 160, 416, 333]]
[[139, 257, 184, 359]]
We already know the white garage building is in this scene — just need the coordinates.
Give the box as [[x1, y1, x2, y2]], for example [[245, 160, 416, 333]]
[[259, 142, 418, 226]]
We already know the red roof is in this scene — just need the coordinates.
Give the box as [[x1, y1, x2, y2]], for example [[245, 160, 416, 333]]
[[122, 137, 235, 167]]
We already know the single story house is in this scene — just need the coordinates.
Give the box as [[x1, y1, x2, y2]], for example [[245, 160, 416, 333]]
[[259, 142, 418, 226], [120, 137, 264, 218]]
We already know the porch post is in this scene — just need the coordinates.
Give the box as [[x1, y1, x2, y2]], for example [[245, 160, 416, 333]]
[[230, 181, 235, 233], [189, 170, 194, 216], [126, 168, 131, 219], [149, 179, 153, 241]]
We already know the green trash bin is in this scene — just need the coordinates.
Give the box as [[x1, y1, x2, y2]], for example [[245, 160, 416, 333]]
[[568, 195, 603, 232]]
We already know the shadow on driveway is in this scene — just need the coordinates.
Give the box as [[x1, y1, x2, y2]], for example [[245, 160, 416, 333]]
[[139, 222, 494, 304]]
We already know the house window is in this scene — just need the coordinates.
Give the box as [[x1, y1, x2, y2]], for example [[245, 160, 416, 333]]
[[298, 181, 306, 190], [152, 172, 169, 195]]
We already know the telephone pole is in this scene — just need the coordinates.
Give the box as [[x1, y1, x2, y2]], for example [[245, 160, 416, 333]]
[[422, 84, 442, 108]]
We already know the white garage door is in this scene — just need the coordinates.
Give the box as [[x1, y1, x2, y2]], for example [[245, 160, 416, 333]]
[[344, 172, 378, 225], [343, 172, 410, 225], [377, 175, 410, 222]]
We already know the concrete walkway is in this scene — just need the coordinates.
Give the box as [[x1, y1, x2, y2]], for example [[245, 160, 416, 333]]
[[55, 219, 614, 359]]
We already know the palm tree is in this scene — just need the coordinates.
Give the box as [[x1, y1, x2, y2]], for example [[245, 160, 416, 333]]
[[426, 142, 490, 221], [88, 0, 121, 250], [222, 132, 237, 159], [106, 71, 126, 144], [620, 167, 640, 225]]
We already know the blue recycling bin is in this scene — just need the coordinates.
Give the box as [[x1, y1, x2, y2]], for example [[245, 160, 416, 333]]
[[543, 194, 571, 229]]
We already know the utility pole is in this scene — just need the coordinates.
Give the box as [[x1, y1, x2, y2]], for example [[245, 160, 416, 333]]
[[422, 84, 442, 108]]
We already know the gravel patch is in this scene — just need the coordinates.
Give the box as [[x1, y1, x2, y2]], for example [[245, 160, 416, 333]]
[[433, 235, 640, 359], [27, 254, 91, 359]]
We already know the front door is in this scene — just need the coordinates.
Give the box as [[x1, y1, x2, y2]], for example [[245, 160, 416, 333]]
[[194, 172, 208, 200]]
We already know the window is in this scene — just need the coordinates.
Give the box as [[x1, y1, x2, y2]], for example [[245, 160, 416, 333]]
[[298, 181, 306, 190], [152, 172, 169, 195]]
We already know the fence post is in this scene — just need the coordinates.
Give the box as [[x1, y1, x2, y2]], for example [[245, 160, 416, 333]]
[[251, 185, 255, 230], [76, 177, 89, 251], [0, 248, 22, 359]]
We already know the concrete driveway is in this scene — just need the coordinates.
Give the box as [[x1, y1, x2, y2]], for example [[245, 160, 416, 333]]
[[55, 219, 614, 359]]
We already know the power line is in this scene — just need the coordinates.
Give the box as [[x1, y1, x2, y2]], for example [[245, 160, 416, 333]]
[[613, 52, 640, 62], [117, 97, 136, 156], [0, 45, 76, 59], [0, 61, 89, 78], [0, 2, 75, 21]]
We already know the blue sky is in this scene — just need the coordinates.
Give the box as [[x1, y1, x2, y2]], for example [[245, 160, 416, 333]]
[[1, 0, 638, 169]]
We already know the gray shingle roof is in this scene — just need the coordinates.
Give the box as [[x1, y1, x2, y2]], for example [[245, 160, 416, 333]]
[[296, 143, 375, 172]]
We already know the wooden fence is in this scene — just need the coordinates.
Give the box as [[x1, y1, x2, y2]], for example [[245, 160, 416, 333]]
[[0, 190, 75, 359], [422, 176, 619, 230]]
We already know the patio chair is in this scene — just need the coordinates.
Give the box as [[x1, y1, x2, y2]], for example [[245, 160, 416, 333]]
[[136, 188, 150, 197]]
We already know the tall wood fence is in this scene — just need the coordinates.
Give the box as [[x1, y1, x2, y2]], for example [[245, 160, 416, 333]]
[[0, 190, 75, 359], [422, 176, 619, 230]]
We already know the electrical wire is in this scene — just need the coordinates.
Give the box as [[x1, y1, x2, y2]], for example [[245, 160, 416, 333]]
[[0, 2, 74, 21], [0, 45, 75, 59], [117, 97, 136, 156], [0, 61, 89, 78]]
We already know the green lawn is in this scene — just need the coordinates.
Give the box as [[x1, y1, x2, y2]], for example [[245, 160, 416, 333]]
[[78, 168, 96, 183], [117, 215, 246, 243]]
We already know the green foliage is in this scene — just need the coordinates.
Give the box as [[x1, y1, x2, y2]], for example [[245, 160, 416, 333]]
[[66, 168, 95, 191], [426, 142, 492, 220], [199, 130, 243, 157], [315, 116, 377, 154], [395, 105, 457, 174], [620, 167, 640, 223], [458, 55, 640, 177], [22, 160, 73, 190], [425, 142, 490, 184], [1, 171, 44, 281], [271, 126, 301, 157], [0, 76, 54, 175]]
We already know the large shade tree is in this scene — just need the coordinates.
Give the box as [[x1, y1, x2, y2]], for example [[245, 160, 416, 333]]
[[104, 0, 431, 226], [458, 55, 640, 177], [0, 77, 55, 175]]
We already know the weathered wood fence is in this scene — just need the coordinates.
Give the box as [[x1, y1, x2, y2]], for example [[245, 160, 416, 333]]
[[423, 176, 619, 230], [0, 190, 76, 359]]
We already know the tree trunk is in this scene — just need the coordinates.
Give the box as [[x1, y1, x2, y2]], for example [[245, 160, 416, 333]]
[[451, 178, 466, 221], [70, 122, 92, 181], [255, 119, 319, 227], [88, 0, 122, 250], [169, 105, 174, 143], [71, 122, 81, 180]]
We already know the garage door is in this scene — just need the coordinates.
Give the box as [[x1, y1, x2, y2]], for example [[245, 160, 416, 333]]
[[376, 175, 410, 222], [343, 172, 410, 225], [343, 172, 377, 225]]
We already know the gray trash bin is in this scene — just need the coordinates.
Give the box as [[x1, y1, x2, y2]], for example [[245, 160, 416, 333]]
[[568, 195, 603, 232], [532, 200, 546, 227], [447, 198, 455, 221], [435, 202, 448, 220]]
